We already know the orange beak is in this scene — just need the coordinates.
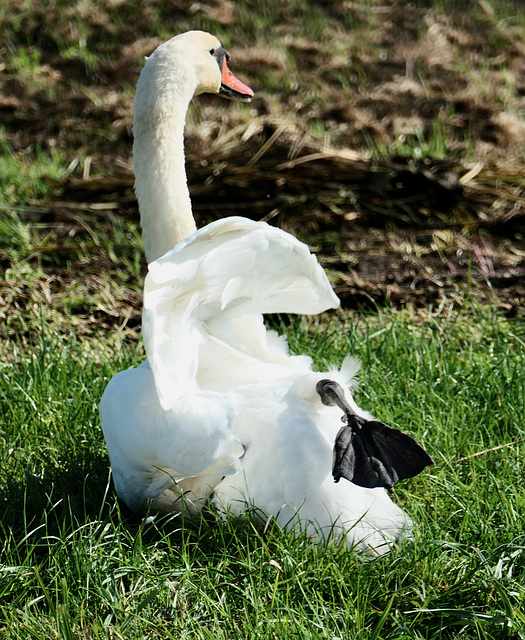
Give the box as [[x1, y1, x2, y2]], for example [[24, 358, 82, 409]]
[[220, 59, 254, 102]]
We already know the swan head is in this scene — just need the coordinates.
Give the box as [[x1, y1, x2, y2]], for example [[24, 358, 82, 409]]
[[143, 31, 253, 103]]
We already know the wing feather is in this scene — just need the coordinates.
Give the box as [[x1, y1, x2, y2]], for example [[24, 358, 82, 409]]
[[143, 217, 339, 410]]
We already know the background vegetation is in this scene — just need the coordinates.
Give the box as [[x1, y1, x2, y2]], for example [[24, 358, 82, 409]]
[[1, 0, 525, 637]]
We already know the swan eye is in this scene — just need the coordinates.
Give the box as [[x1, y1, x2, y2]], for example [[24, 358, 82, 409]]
[[209, 48, 216, 56]]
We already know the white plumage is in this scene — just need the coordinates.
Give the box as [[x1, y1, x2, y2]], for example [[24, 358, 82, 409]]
[[100, 31, 412, 554]]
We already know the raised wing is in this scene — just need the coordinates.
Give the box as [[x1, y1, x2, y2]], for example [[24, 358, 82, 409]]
[[143, 217, 340, 410]]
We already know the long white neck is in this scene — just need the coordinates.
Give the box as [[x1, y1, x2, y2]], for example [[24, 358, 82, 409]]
[[133, 59, 198, 263]]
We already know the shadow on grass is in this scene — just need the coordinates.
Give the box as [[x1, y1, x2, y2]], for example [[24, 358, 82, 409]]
[[0, 450, 296, 566], [0, 453, 137, 566]]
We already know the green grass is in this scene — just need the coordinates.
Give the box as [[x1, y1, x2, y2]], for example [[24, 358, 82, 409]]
[[0, 145, 65, 207], [1, 306, 524, 639], [1, 1, 525, 637]]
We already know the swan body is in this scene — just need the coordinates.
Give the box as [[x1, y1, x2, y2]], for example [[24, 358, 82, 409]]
[[100, 31, 413, 554]]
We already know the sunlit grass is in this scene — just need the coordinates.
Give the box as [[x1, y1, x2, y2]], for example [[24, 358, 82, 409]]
[[1, 305, 524, 638]]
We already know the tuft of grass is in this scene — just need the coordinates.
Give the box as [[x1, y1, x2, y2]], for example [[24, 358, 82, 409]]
[[0, 145, 65, 208]]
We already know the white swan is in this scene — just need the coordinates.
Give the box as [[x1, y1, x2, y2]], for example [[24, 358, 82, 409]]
[[100, 31, 427, 554]]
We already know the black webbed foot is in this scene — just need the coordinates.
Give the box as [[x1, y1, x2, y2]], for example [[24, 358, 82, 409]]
[[316, 379, 434, 489]]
